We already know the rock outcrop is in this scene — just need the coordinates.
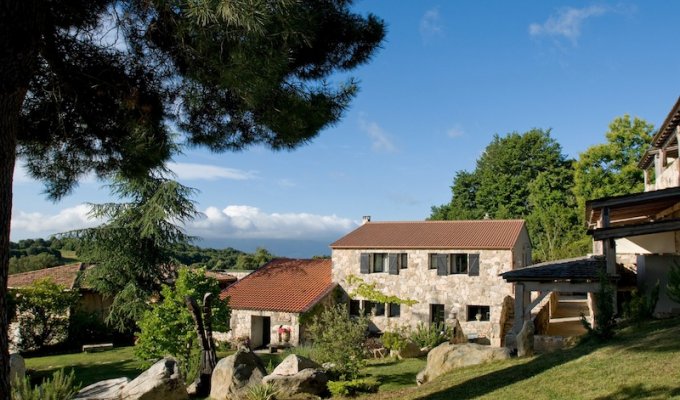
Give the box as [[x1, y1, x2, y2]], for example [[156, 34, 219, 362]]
[[120, 357, 187, 400], [209, 348, 267, 400], [416, 343, 510, 385], [74, 377, 130, 400], [263, 368, 329, 397], [517, 319, 535, 357]]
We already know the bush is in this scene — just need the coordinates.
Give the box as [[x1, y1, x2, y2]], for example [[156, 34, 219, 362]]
[[14, 278, 79, 351], [409, 322, 451, 349], [307, 304, 369, 380], [623, 282, 659, 324], [581, 270, 616, 340], [381, 327, 410, 352], [11, 369, 80, 400], [245, 383, 280, 400], [327, 377, 379, 397]]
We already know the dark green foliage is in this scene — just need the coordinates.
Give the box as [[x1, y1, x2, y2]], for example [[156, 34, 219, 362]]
[[8, 238, 69, 274], [14, 279, 79, 351], [307, 304, 369, 380], [581, 270, 616, 340], [623, 283, 659, 324], [170, 243, 245, 270], [327, 377, 380, 397], [234, 247, 274, 270], [409, 322, 452, 349], [67, 311, 114, 347], [79, 175, 199, 332], [9, 253, 62, 275]]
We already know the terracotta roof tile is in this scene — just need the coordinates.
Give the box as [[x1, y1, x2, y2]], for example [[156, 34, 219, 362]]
[[8, 263, 85, 289], [330, 220, 526, 250], [220, 258, 334, 313]]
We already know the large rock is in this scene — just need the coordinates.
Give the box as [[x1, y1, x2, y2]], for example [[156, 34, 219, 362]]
[[517, 319, 534, 357], [271, 355, 320, 376], [9, 353, 25, 382], [120, 357, 187, 400], [416, 343, 510, 385], [210, 348, 267, 400], [75, 377, 130, 400], [263, 368, 329, 397]]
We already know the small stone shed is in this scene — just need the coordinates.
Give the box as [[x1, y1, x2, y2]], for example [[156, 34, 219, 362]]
[[220, 258, 336, 348]]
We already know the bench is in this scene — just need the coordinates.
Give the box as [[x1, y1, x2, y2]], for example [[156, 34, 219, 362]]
[[266, 343, 292, 353], [82, 343, 114, 353]]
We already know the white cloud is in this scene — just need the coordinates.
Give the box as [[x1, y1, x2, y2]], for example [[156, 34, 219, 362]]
[[168, 162, 257, 181], [420, 8, 444, 42], [11, 204, 103, 237], [189, 205, 357, 240], [529, 6, 607, 44], [358, 115, 397, 153], [447, 126, 464, 138]]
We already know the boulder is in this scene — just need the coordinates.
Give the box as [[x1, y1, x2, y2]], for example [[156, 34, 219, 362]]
[[271, 355, 320, 376], [75, 377, 130, 400], [210, 348, 267, 400], [416, 343, 510, 385], [390, 341, 426, 359], [450, 318, 467, 345], [9, 353, 25, 382], [120, 357, 187, 400], [517, 319, 534, 357], [263, 368, 328, 397]]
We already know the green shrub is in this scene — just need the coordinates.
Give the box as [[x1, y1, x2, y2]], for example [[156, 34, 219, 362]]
[[245, 383, 280, 400], [381, 327, 410, 352], [623, 282, 659, 324], [307, 304, 369, 380], [284, 344, 314, 359], [11, 369, 80, 400], [327, 377, 379, 397], [581, 270, 616, 340], [409, 322, 451, 349]]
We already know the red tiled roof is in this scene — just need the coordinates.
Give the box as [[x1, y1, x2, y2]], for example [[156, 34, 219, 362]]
[[8, 263, 86, 290], [330, 220, 526, 250], [220, 258, 334, 313]]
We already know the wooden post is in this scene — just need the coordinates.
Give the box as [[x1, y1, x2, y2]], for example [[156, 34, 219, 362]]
[[513, 284, 531, 334], [186, 295, 218, 397], [655, 152, 663, 190]]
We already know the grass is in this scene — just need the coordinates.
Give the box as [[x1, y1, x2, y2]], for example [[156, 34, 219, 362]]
[[59, 250, 79, 263], [22, 318, 680, 399], [363, 317, 680, 400], [24, 346, 145, 388]]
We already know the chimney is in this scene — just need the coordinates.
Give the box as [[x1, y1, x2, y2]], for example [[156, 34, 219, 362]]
[[362, 216, 371, 224]]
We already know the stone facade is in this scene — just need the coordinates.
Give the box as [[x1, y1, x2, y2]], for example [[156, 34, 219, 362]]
[[229, 309, 302, 348], [332, 230, 530, 347]]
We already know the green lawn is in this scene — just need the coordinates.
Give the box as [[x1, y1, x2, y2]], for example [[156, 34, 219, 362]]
[[364, 317, 680, 400], [23, 318, 680, 399], [59, 250, 79, 263]]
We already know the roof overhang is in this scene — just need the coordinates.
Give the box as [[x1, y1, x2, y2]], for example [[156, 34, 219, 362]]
[[586, 186, 680, 231], [639, 96, 680, 169]]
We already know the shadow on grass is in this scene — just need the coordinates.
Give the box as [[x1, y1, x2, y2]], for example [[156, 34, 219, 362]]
[[376, 371, 420, 388], [594, 383, 680, 400], [414, 342, 597, 400], [613, 318, 680, 354], [30, 360, 144, 388]]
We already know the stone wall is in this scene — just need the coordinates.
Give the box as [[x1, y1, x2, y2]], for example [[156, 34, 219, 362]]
[[229, 309, 302, 347], [332, 243, 527, 347]]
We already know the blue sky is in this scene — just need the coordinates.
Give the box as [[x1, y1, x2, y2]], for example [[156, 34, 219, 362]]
[[10, 1, 680, 256]]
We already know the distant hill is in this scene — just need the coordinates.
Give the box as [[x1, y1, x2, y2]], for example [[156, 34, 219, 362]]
[[194, 238, 332, 258]]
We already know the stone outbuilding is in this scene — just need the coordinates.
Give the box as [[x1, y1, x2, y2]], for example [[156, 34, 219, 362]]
[[330, 219, 532, 346], [220, 258, 336, 348]]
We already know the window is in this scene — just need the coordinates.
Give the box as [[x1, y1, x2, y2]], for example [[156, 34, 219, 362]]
[[399, 253, 408, 269], [430, 304, 445, 325], [349, 300, 361, 317], [372, 253, 387, 273], [388, 303, 401, 317], [430, 253, 480, 276], [467, 305, 490, 321], [451, 254, 467, 274], [364, 301, 385, 316]]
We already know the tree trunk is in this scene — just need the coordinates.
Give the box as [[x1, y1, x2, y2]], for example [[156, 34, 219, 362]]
[[0, 90, 21, 400]]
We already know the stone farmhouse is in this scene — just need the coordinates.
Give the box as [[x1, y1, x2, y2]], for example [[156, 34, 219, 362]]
[[221, 258, 335, 348], [330, 219, 532, 347]]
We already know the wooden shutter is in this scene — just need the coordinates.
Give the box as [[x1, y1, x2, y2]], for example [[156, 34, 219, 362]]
[[436, 254, 448, 276], [468, 253, 480, 276], [388, 254, 399, 275], [360, 253, 370, 274]]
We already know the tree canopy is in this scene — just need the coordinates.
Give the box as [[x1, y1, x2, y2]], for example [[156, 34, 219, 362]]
[[0, 2, 385, 393]]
